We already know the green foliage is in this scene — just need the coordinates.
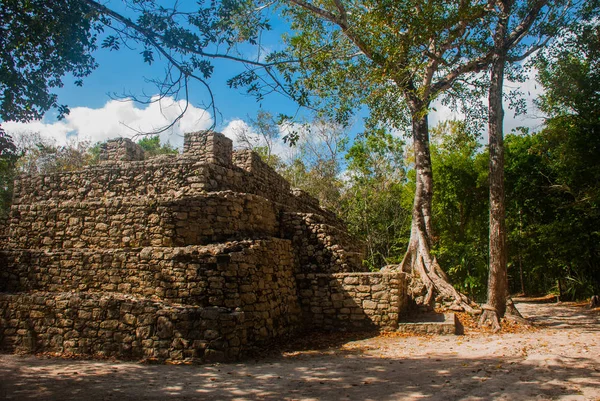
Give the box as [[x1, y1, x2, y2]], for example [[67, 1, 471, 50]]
[[0, 127, 16, 157], [254, 146, 286, 171], [341, 129, 412, 269], [136, 136, 178, 158], [14, 132, 95, 175], [248, 0, 493, 131], [503, 22, 600, 299], [282, 156, 345, 213], [0, 131, 97, 216], [505, 127, 600, 299], [0, 0, 99, 122], [536, 24, 600, 119], [430, 121, 489, 301], [0, 128, 17, 218], [276, 119, 348, 213], [421, 27, 600, 300]]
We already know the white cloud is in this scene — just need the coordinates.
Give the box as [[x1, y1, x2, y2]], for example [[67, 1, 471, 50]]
[[503, 67, 546, 134], [429, 102, 465, 128], [3, 96, 212, 148], [429, 66, 547, 140], [221, 118, 299, 163], [221, 119, 253, 149]]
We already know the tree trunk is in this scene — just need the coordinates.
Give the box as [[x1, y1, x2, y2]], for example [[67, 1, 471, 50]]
[[518, 208, 526, 296], [479, 8, 509, 331], [400, 104, 477, 313]]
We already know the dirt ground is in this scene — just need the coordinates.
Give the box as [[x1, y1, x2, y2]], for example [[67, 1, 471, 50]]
[[1, 302, 598, 401]]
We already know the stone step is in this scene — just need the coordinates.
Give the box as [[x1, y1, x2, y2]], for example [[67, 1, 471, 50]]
[[396, 312, 458, 335]]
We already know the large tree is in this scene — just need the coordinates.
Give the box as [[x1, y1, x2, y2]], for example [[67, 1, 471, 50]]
[[479, 0, 574, 329], [242, 0, 506, 311]]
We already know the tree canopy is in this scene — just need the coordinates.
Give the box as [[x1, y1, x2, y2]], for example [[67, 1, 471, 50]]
[[0, 0, 99, 123]]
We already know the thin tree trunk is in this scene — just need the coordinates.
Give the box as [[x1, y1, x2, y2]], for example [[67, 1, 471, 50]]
[[518, 208, 525, 296], [480, 6, 509, 331], [400, 103, 477, 313]]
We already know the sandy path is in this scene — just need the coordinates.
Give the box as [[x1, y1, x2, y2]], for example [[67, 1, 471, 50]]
[[1, 302, 598, 401]]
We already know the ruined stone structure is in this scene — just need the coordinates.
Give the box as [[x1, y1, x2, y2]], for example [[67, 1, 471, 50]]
[[0, 132, 408, 362]]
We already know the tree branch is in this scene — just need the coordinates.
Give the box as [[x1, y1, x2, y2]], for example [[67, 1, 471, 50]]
[[287, 0, 381, 64], [83, 0, 296, 68], [431, 52, 495, 96], [504, 0, 548, 49]]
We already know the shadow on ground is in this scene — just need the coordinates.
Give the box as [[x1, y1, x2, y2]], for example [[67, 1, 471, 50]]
[[1, 302, 598, 400], [523, 302, 600, 332], [0, 350, 598, 400]]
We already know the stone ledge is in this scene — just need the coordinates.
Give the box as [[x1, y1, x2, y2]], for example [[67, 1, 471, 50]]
[[396, 313, 458, 335], [296, 271, 409, 332]]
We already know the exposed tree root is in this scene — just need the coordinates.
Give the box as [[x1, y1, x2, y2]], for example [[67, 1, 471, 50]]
[[478, 298, 532, 331], [590, 295, 600, 309], [398, 117, 480, 317], [505, 297, 533, 325], [399, 229, 480, 315], [478, 304, 502, 332]]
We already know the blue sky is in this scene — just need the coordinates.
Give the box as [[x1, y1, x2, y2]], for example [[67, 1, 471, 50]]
[[3, 3, 546, 156]]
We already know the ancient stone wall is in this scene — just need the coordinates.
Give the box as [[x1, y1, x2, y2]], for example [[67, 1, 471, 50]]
[[0, 130, 407, 363], [10, 133, 335, 222], [0, 292, 245, 362], [183, 131, 232, 166], [0, 216, 7, 246], [10, 156, 325, 216], [1, 239, 301, 343], [99, 138, 145, 162], [7, 192, 278, 249], [296, 272, 408, 332], [282, 212, 365, 273], [232, 150, 290, 204], [10, 159, 209, 205]]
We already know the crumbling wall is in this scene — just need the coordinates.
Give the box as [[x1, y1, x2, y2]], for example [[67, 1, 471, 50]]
[[0, 216, 7, 249], [10, 133, 337, 220], [232, 150, 290, 203], [282, 212, 366, 274], [183, 131, 232, 166], [0, 239, 301, 343], [10, 159, 211, 205], [99, 138, 145, 162], [0, 130, 405, 363]]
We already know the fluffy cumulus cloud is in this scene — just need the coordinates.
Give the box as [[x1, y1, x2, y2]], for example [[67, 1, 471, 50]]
[[3, 96, 213, 148], [221, 119, 253, 149]]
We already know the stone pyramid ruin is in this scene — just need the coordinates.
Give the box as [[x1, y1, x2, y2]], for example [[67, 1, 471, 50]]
[[0, 131, 409, 362]]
